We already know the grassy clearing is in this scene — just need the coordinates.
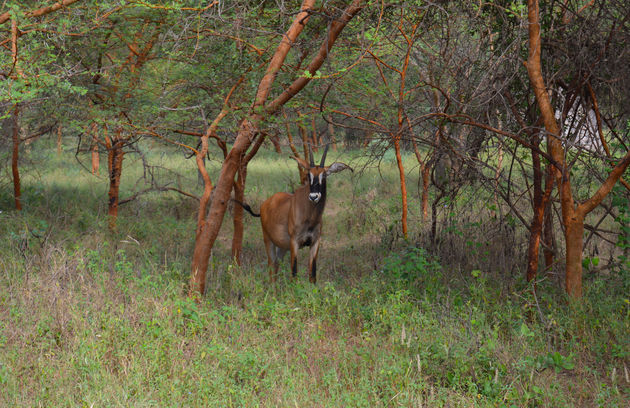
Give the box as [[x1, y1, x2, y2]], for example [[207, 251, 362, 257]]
[[0, 142, 628, 406]]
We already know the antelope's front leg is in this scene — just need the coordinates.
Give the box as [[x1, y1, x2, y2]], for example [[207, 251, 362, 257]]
[[308, 238, 320, 283], [290, 239, 299, 278]]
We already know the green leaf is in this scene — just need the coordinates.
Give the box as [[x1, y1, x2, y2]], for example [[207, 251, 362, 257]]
[[519, 322, 534, 338]]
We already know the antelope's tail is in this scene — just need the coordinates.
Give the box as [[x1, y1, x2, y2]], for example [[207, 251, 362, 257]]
[[232, 199, 261, 217]]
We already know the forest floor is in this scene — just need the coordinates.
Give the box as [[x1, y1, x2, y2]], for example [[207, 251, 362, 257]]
[[0, 141, 628, 407]]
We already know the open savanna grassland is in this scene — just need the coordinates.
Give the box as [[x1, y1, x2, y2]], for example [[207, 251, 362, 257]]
[[0, 140, 628, 407]]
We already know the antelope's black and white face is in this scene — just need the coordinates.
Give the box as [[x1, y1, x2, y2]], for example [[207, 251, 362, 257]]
[[308, 168, 326, 203], [293, 145, 352, 205]]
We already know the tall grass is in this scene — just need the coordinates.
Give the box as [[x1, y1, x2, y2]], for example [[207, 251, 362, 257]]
[[0, 140, 627, 406]]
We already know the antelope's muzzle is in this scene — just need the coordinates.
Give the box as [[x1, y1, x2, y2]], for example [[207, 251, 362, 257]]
[[308, 192, 321, 203]]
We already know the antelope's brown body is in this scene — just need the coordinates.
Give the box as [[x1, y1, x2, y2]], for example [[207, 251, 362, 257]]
[[261, 182, 326, 282], [237, 145, 351, 283]]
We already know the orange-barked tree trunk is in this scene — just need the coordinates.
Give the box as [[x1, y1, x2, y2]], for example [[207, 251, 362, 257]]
[[231, 132, 265, 264], [393, 137, 408, 238], [57, 124, 62, 155], [190, 0, 365, 297], [526, 0, 630, 297], [105, 131, 125, 230], [526, 139, 555, 282]]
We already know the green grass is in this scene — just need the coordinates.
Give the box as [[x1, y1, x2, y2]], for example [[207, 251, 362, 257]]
[[0, 141, 628, 406]]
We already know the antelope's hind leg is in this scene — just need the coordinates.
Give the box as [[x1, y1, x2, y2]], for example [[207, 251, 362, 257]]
[[263, 231, 279, 282]]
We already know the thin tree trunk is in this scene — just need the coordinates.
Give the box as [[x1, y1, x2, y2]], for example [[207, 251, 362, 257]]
[[393, 138, 408, 239], [526, 132, 544, 283], [494, 142, 504, 216], [57, 125, 62, 155], [270, 135, 282, 153], [231, 133, 265, 264], [10, 19, 21, 210], [11, 105, 21, 211], [543, 198, 555, 270], [106, 132, 124, 230], [284, 115, 308, 184], [91, 122, 99, 175], [327, 114, 337, 151], [411, 139, 430, 222], [421, 163, 430, 221], [311, 115, 319, 150], [526, 134, 556, 282]]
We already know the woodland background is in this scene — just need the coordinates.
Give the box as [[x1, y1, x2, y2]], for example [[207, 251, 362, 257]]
[[1, 0, 629, 406]]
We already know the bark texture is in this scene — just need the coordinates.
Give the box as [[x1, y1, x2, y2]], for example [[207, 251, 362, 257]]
[[106, 133, 124, 230]]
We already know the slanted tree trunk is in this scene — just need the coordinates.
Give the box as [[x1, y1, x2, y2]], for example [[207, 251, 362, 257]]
[[191, 118, 260, 296]]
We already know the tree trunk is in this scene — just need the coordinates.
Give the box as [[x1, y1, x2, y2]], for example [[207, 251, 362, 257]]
[[493, 142, 504, 217], [106, 132, 124, 230], [11, 105, 21, 211], [284, 111, 308, 184], [526, 0, 630, 297], [564, 213, 584, 298], [421, 163, 430, 221], [270, 135, 282, 154], [57, 125, 62, 155], [190, 118, 259, 297], [526, 134, 555, 282], [543, 199, 555, 270], [327, 114, 337, 151], [91, 122, 99, 175], [393, 138, 408, 239]]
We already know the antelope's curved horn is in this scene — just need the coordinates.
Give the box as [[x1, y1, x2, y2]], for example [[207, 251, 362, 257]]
[[309, 146, 315, 167], [320, 144, 329, 167]]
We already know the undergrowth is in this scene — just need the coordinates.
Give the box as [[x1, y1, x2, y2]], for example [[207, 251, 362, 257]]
[[0, 238, 628, 407]]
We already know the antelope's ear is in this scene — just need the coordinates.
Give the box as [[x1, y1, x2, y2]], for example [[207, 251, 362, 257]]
[[292, 156, 310, 170], [325, 162, 353, 176]]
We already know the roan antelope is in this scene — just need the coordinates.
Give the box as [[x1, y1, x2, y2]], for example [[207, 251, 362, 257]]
[[235, 145, 352, 282]]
